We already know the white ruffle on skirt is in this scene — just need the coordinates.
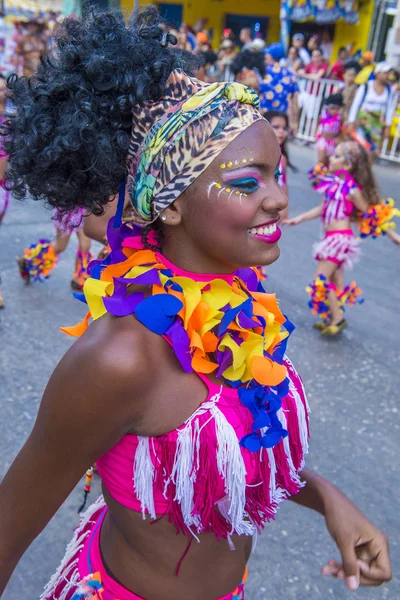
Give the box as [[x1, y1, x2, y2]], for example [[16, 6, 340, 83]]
[[313, 231, 360, 271]]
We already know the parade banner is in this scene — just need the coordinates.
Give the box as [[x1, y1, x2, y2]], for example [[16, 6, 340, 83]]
[[281, 0, 359, 24]]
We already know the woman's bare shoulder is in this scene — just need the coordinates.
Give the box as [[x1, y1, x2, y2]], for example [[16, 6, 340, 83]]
[[49, 314, 154, 431]]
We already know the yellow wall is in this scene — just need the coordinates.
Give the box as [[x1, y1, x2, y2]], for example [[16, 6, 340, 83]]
[[120, 0, 281, 46], [121, 0, 374, 58], [331, 0, 374, 61]]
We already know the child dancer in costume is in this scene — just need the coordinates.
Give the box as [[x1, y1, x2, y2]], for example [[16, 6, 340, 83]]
[[0, 9, 392, 599], [17, 206, 93, 289], [264, 110, 298, 220], [286, 140, 399, 335], [315, 94, 343, 165]]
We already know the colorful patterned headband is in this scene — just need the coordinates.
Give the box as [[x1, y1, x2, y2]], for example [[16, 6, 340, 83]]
[[128, 69, 263, 223]]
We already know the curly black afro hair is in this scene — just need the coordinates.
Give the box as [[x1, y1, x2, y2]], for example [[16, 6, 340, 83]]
[[232, 49, 265, 77], [3, 7, 198, 215]]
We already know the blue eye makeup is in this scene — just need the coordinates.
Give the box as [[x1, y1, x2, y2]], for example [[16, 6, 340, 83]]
[[226, 177, 261, 193], [274, 168, 283, 182]]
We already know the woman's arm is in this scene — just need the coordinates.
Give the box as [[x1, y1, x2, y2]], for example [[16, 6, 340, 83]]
[[0, 316, 148, 593], [301, 68, 327, 81], [292, 468, 392, 590], [347, 83, 366, 125], [283, 202, 323, 226]]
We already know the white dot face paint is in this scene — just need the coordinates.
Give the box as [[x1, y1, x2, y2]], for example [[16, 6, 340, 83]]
[[207, 180, 248, 203]]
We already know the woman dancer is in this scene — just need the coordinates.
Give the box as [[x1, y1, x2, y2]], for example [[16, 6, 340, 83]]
[[17, 207, 92, 289], [286, 141, 397, 335], [0, 9, 391, 599]]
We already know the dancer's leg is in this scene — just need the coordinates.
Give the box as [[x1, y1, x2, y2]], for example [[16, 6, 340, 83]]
[[316, 260, 343, 326]]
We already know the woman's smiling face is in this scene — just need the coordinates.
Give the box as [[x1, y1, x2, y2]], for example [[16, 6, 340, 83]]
[[164, 120, 288, 272]]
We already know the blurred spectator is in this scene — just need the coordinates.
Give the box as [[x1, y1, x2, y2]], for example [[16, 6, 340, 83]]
[[239, 27, 253, 51], [250, 38, 265, 53], [292, 33, 310, 66], [329, 47, 349, 81], [340, 62, 361, 123], [280, 46, 302, 73], [320, 30, 333, 61], [307, 35, 319, 55], [195, 31, 210, 53], [232, 49, 264, 91], [348, 61, 395, 159], [298, 48, 329, 81], [198, 50, 219, 82], [7, 21, 24, 74], [15, 19, 48, 77], [177, 30, 192, 52], [179, 24, 196, 51], [222, 28, 235, 42], [355, 52, 375, 85], [259, 43, 299, 133], [218, 40, 237, 82]]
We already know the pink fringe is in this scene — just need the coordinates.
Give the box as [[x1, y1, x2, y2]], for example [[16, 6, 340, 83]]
[[132, 360, 310, 540], [313, 232, 360, 271]]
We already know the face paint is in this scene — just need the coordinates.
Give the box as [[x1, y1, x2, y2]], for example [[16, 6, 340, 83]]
[[207, 180, 248, 203], [219, 157, 254, 169], [220, 167, 263, 194]]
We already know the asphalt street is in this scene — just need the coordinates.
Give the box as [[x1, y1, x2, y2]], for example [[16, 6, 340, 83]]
[[0, 144, 399, 599]]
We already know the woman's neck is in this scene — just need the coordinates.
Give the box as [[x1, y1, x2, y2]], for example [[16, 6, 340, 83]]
[[160, 237, 236, 276], [373, 79, 386, 93]]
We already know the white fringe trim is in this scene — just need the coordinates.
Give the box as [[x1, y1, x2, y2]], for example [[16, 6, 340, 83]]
[[41, 496, 105, 600], [133, 437, 156, 520], [131, 363, 309, 539]]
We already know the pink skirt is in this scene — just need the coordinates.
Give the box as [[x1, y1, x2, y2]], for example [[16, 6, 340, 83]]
[[315, 136, 338, 157], [313, 229, 360, 271], [41, 497, 246, 600]]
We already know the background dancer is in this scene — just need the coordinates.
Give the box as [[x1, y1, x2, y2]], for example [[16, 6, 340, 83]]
[[0, 8, 391, 600], [264, 109, 298, 219], [285, 141, 398, 335], [315, 94, 343, 166]]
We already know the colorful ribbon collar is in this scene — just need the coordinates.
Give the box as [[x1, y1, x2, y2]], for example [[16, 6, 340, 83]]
[[63, 220, 294, 452]]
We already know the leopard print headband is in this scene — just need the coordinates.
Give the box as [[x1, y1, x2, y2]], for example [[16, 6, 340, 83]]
[[127, 69, 263, 224]]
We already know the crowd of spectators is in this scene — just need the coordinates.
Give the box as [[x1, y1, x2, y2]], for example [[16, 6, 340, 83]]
[[169, 22, 398, 155]]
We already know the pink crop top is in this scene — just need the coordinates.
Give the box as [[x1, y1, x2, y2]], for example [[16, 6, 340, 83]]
[[315, 170, 359, 226], [96, 357, 309, 541]]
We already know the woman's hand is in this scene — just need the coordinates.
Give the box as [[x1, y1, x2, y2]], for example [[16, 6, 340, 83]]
[[322, 488, 392, 590], [283, 215, 303, 226]]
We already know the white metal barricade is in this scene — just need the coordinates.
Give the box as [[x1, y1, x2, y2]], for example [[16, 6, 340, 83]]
[[296, 77, 400, 164], [380, 89, 400, 163], [296, 77, 342, 142]]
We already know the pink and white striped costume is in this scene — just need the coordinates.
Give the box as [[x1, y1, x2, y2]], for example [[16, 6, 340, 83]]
[[315, 110, 342, 157], [312, 170, 361, 270]]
